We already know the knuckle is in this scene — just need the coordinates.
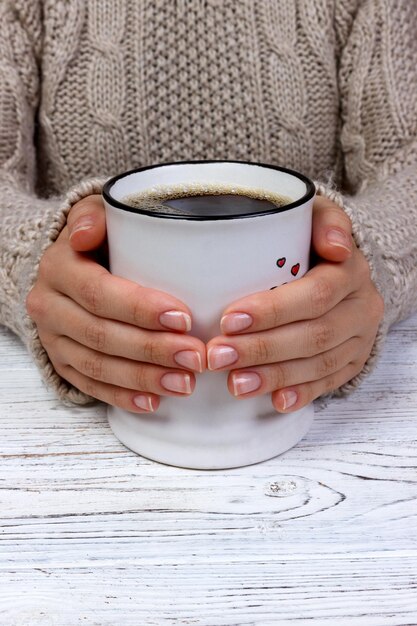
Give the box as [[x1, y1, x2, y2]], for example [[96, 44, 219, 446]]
[[310, 277, 333, 317], [357, 252, 372, 282], [272, 362, 288, 389], [25, 288, 44, 321], [111, 385, 124, 408], [323, 374, 336, 393], [372, 290, 385, 322], [79, 277, 104, 314], [130, 287, 145, 325], [301, 381, 315, 404], [142, 338, 164, 364], [339, 212, 352, 232], [82, 353, 105, 381], [317, 351, 338, 377], [85, 378, 98, 399], [308, 319, 334, 353], [69, 195, 101, 221], [43, 333, 60, 358], [84, 321, 107, 351], [38, 249, 53, 280], [249, 336, 270, 363], [351, 359, 366, 377], [53, 360, 66, 378], [134, 364, 150, 391], [320, 199, 351, 229], [71, 198, 91, 215], [335, 206, 352, 230], [269, 296, 284, 326]]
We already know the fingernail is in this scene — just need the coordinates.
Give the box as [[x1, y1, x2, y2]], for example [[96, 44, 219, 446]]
[[282, 390, 298, 410], [326, 228, 352, 251], [133, 394, 155, 412], [207, 345, 238, 370], [174, 350, 203, 373], [159, 310, 192, 332], [161, 372, 192, 394], [69, 217, 94, 239], [221, 313, 253, 334], [232, 372, 262, 396]]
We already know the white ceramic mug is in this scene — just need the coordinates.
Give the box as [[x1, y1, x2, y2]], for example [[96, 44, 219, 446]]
[[103, 160, 316, 469]]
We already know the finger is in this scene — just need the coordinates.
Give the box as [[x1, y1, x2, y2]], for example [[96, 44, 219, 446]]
[[220, 255, 360, 334], [67, 195, 107, 251], [208, 298, 367, 371], [57, 363, 161, 414], [271, 360, 364, 413], [54, 335, 196, 396], [227, 336, 362, 398], [312, 195, 353, 262], [41, 292, 205, 371], [46, 247, 194, 332]]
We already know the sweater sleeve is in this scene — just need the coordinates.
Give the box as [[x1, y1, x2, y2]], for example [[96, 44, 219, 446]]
[[316, 0, 417, 396], [0, 4, 104, 405]]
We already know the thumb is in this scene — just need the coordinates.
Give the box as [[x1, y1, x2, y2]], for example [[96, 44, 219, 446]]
[[312, 195, 353, 263], [67, 194, 107, 252]]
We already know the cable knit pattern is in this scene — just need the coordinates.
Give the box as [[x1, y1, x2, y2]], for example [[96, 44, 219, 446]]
[[255, 0, 313, 172], [87, 0, 128, 174], [37, 1, 86, 193], [0, 0, 416, 405]]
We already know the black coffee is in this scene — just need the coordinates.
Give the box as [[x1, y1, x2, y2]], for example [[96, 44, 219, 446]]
[[122, 183, 292, 217]]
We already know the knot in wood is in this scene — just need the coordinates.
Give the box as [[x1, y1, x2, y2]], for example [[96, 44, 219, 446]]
[[265, 479, 298, 497]]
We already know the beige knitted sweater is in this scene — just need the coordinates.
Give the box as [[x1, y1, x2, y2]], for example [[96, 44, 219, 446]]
[[1, 0, 416, 406]]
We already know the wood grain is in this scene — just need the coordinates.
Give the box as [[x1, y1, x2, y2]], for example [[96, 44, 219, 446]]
[[0, 316, 416, 625]]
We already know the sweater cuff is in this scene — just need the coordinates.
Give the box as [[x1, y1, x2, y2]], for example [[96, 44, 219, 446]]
[[314, 182, 388, 398], [21, 178, 106, 407]]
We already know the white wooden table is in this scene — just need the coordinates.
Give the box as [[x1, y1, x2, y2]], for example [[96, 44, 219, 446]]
[[1, 315, 416, 626]]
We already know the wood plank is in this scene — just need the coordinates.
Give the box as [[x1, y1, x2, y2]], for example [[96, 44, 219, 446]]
[[1, 560, 417, 626]]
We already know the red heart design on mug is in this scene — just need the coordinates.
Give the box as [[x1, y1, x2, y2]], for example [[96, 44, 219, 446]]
[[291, 263, 300, 276], [276, 257, 286, 268]]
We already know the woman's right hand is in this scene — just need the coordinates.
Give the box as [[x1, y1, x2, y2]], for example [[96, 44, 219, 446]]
[[26, 194, 206, 413]]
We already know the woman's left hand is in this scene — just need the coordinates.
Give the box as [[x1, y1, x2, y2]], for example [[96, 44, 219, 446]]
[[206, 196, 384, 413]]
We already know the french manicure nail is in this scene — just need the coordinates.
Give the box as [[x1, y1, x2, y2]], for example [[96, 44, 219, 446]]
[[133, 394, 155, 411], [221, 313, 253, 334], [326, 228, 352, 251], [69, 217, 94, 239], [161, 372, 192, 394], [159, 310, 192, 332], [174, 350, 203, 372], [282, 390, 298, 410], [207, 345, 238, 370], [232, 372, 262, 396]]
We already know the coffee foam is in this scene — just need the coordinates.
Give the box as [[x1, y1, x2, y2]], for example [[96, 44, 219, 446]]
[[121, 182, 292, 215]]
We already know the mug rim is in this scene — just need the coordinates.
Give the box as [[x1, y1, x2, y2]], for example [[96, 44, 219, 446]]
[[102, 159, 316, 221]]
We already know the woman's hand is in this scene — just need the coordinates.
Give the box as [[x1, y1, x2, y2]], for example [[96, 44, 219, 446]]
[[206, 196, 384, 412], [26, 195, 206, 413]]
